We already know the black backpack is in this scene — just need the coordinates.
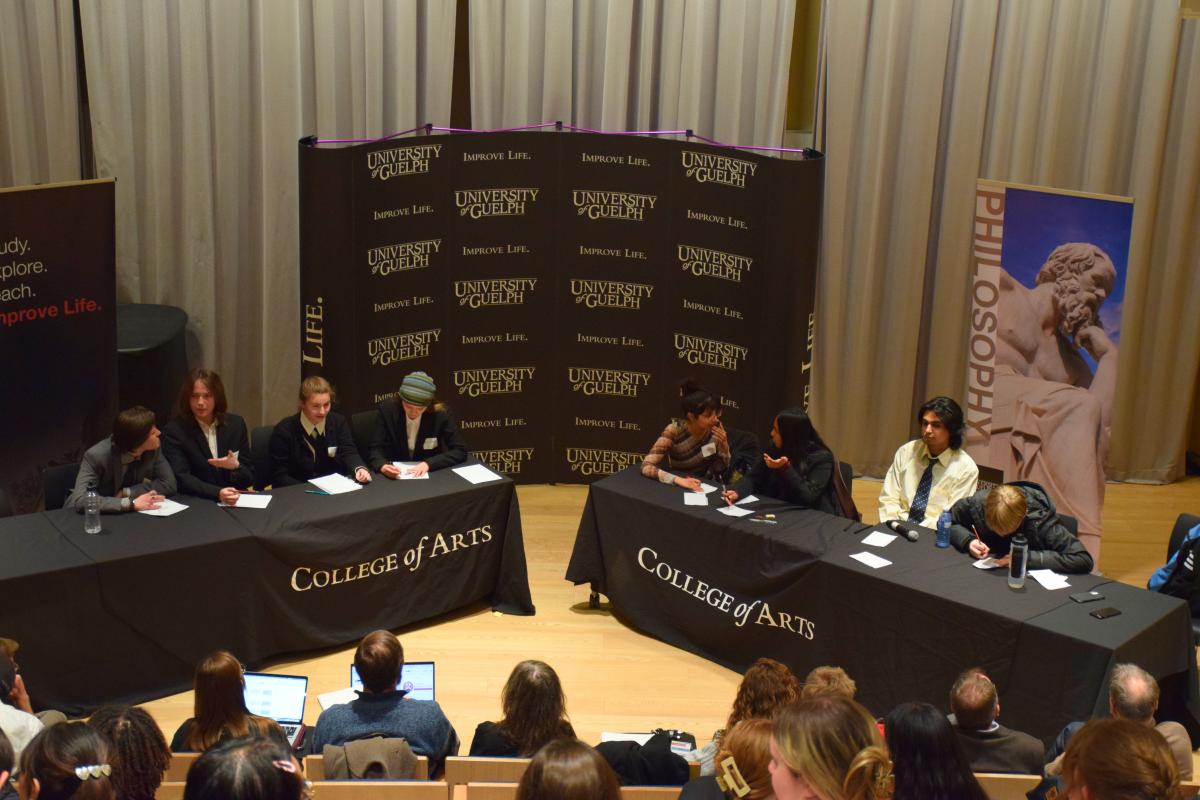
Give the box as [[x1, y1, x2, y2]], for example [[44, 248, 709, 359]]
[[1159, 535, 1200, 616]]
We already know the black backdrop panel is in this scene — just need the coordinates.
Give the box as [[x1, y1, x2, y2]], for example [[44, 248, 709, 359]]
[[0, 180, 116, 512]]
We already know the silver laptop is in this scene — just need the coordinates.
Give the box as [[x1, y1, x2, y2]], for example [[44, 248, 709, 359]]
[[350, 661, 435, 701], [243, 672, 308, 749]]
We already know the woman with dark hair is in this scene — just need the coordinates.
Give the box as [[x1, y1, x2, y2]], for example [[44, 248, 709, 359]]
[[883, 702, 986, 800], [469, 660, 574, 757], [723, 408, 846, 515], [169, 652, 286, 753], [680, 719, 775, 800], [1, 729, 17, 800], [17, 723, 115, 800], [1062, 718, 1186, 800], [642, 379, 730, 491], [183, 737, 306, 800], [161, 369, 254, 505], [515, 739, 620, 800], [88, 707, 170, 800]]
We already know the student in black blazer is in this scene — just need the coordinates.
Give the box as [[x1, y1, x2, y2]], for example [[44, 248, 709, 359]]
[[161, 369, 254, 505], [270, 375, 370, 487], [369, 371, 468, 478]]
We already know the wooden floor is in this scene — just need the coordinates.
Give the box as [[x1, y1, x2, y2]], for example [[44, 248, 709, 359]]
[[139, 476, 1200, 749]]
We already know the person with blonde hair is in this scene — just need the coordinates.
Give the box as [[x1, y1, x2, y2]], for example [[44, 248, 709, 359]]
[[946, 481, 1092, 574], [680, 718, 775, 799], [1062, 718, 1186, 800], [269, 376, 370, 487], [769, 696, 891, 800], [801, 666, 857, 700]]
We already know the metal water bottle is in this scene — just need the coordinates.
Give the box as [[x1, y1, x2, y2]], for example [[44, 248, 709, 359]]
[[84, 483, 102, 534], [1008, 533, 1029, 589], [936, 510, 952, 548]]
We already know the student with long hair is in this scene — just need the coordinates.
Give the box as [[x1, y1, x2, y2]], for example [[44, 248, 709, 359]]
[[1062, 718, 1186, 800], [642, 379, 731, 492], [161, 369, 254, 505], [169, 652, 286, 753], [182, 737, 306, 800], [692, 658, 801, 777], [883, 702, 986, 800], [88, 707, 170, 800], [469, 661, 574, 757], [681, 719, 775, 800], [515, 739, 620, 800], [769, 696, 890, 800], [17, 723, 115, 800]]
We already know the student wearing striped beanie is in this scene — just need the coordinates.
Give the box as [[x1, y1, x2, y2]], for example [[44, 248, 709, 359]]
[[368, 371, 469, 478]]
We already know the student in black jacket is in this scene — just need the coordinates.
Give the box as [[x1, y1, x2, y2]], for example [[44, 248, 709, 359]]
[[269, 376, 370, 487], [161, 369, 253, 505], [369, 371, 467, 478]]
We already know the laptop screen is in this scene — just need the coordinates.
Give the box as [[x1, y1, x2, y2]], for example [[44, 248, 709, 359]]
[[243, 673, 308, 725], [350, 661, 435, 701]]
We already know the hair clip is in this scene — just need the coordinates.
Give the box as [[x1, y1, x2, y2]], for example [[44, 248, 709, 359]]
[[272, 759, 298, 774], [74, 764, 112, 781], [874, 762, 895, 797], [715, 756, 751, 798]]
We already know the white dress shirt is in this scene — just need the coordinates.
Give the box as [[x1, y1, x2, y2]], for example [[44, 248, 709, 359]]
[[878, 439, 978, 527], [199, 419, 219, 458], [405, 415, 420, 454]]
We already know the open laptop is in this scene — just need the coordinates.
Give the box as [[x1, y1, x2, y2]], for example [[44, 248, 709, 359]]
[[350, 661, 436, 701], [243, 672, 308, 749]]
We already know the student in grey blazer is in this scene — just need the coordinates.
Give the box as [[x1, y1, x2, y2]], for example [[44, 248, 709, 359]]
[[65, 405, 176, 513]]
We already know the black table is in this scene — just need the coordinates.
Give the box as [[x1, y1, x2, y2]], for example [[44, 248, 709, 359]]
[[566, 467, 1199, 745], [1, 466, 533, 715]]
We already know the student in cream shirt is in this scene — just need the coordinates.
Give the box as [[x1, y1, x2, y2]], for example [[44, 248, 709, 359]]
[[878, 396, 978, 527]]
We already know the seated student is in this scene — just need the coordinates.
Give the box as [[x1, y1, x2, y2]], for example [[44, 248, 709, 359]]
[[170, 652, 287, 753], [884, 702, 987, 800], [801, 666, 858, 701], [769, 695, 890, 800], [310, 631, 458, 772], [0, 653, 42, 762], [17, 723, 115, 800], [877, 396, 978, 527], [692, 658, 801, 776], [470, 660, 574, 757], [161, 369, 253, 506], [89, 706, 170, 800], [723, 408, 843, 516], [65, 406, 174, 513], [947, 482, 1094, 574], [641, 379, 730, 492], [1061, 718, 1186, 800], [368, 371, 467, 478], [269, 376, 370, 487], [680, 718, 774, 800], [183, 737, 306, 800], [947, 668, 1043, 775], [516, 739, 620, 800]]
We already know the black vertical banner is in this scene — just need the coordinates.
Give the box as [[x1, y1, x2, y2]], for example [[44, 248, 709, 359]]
[[0, 179, 117, 512]]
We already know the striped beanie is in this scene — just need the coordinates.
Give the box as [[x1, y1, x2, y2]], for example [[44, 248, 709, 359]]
[[399, 371, 436, 406]]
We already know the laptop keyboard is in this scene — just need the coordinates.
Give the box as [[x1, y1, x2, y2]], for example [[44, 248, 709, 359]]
[[281, 723, 300, 740]]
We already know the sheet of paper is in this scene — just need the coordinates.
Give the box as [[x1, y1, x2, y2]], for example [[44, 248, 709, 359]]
[[316, 687, 358, 710], [972, 557, 1005, 570], [233, 493, 272, 509], [684, 492, 708, 506], [137, 498, 189, 517], [699, 483, 719, 494], [1029, 569, 1071, 590], [849, 551, 891, 569], [392, 462, 430, 480], [600, 732, 654, 745], [717, 505, 754, 518], [453, 463, 505, 484], [861, 531, 897, 548], [734, 494, 759, 505], [309, 473, 363, 494]]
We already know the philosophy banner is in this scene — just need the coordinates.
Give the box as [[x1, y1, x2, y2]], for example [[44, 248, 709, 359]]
[[966, 181, 1133, 558], [0, 179, 117, 512]]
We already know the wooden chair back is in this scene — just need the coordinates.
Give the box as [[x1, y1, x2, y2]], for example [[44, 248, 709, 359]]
[[443, 757, 531, 785], [974, 772, 1042, 799], [164, 753, 199, 782]]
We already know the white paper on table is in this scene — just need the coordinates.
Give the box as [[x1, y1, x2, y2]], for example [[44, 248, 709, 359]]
[[684, 493, 708, 506], [972, 557, 1005, 570], [849, 551, 892, 569], [717, 504, 755, 518], [861, 531, 897, 548], [317, 687, 358, 710], [734, 494, 759, 505], [452, 463, 505, 484], [1028, 569, 1071, 590], [137, 498, 189, 517], [392, 462, 430, 480], [699, 483, 719, 494], [232, 493, 272, 509], [601, 732, 654, 745], [309, 473, 363, 494]]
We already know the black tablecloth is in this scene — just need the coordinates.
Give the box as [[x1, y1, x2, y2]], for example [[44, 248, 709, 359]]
[[566, 467, 1199, 744], [1, 466, 533, 715]]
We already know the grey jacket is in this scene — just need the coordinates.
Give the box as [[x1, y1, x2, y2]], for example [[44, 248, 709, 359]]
[[65, 437, 176, 513]]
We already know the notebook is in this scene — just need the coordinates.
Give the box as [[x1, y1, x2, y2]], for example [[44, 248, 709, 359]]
[[350, 661, 436, 701], [243, 672, 308, 749]]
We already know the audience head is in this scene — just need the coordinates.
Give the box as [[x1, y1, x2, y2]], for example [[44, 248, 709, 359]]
[[1109, 663, 1160, 724], [984, 485, 1027, 536], [88, 706, 169, 800], [1062, 718, 1184, 800], [801, 666, 857, 700], [770, 695, 890, 800], [884, 702, 986, 800], [949, 668, 998, 731], [726, 658, 801, 732], [183, 737, 306, 800], [398, 371, 437, 419], [1, 728, 13, 795], [177, 369, 229, 425], [296, 376, 333, 425], [18, 723, 114, 800], [188, 651, 256, 751], [516, 739, 620, 800], [917, 396, 964, 453], [714, 719, 775, 800], [0, 638, 18, 660], [499, 660, 574, 757], [772, 407, 831, 463], [111, 407, 159, 455], [354, 631, 403, 694], [678, 379, 721, 432]]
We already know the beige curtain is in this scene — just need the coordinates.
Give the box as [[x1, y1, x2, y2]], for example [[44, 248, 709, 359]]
[[77, 0, 457, 425], [814, 1, 1200, 485], [0, 0, 79, 187]]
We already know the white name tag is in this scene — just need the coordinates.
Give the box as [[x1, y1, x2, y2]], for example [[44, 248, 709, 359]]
[[423, 437, 438, 450], [700, 442, 717, 458], [326, 446, 338, 457]]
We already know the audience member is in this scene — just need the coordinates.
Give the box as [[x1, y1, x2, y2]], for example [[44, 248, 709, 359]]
[[0, 644, 65, 730], [369, 371, 468, 478], [680, 718, 774, 800], [769, 696, 891, 800], [182, 737, 306, 800], [65, 406, 174, 513], [170, 652, 286, 753], [469, 660, 574, 757], [1, 729, 16, 800], [515, 738, 620, 800], [17, 723, 115, 800], [309, 631, 458, 772], [801, 666, 857, 700], [947, 482, 1093, 574], [269, 376, 370, 487], [878, 396, 978, 527], [0, 654, 41, 762], [161, 369, 254, 505], [641, 379, 730, 491], [884, 702, 986, 800], [948, 668, 1043, 774], [1061, 718, 1186, 800], [693, 658, 801, 776], [88, 707, 169, 800]]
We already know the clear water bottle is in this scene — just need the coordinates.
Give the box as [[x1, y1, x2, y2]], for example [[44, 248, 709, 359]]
[[84, 482, 102, 534], [935, 510, 952, 548], [1008, 533, 1029, 589]]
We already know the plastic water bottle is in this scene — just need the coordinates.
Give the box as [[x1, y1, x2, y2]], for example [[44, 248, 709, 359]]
[[1008, 533, 1029, 589], [935, 510, 952, 548], [84, 483, 102, 534]]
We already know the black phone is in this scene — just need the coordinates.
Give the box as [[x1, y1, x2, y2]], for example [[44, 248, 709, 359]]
[[1070, 590, 1105, 604], [1089, 606, 1121, 620]]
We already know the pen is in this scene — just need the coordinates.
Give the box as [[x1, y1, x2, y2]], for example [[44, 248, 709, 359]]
[[304, 489, 329, 496]]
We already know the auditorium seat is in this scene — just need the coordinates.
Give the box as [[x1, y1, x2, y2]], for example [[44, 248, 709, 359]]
[[973, 772, 1041, 799], [305, 754, 429, 780], [250, 424, 274, 489], [444, 756, 531, 786], [155, 783, 185, 800], [463, 785, 681, 800], [305, 782, 448, 799], [42, 462, 80, 510], [350, 410, 377, 464], [164, 752, 199, 781]]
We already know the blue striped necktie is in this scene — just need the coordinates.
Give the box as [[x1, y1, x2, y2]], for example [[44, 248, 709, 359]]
[[908, 457, 937, 523]]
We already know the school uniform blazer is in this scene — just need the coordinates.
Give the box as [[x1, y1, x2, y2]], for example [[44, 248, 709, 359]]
[[368, 402, 468, 472], [65, 437, 177, 513], [269, 412, 365, 487], [161, 414, 254, 501]]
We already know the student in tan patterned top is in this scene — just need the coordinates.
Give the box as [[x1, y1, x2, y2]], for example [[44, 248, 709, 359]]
[[641, 379, 731, 492]]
